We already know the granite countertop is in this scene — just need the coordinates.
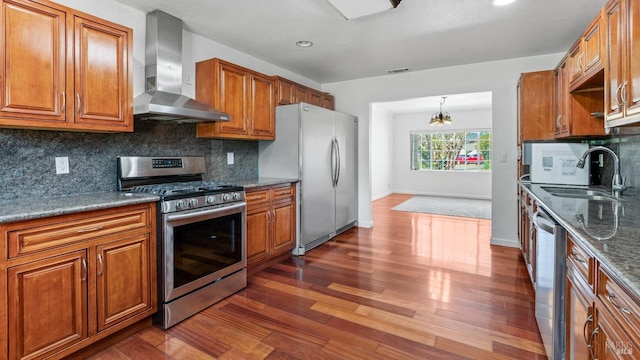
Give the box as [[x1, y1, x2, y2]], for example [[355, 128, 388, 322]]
[[0, 178, 298, 224], [230, 177, 299, 188], [520, 182, 640, 298], [0, 192, 160, 224]]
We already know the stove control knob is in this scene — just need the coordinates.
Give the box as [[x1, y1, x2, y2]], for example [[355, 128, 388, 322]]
[[189, 198, 199, 208], [233, 192, 242, 201], [222, 193, 231, 202], [175, 199, 187, 210], [206, 195, 216, 204]]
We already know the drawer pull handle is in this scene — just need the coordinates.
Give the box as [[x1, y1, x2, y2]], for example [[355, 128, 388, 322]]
[[247, 195, 265, 201], [608, 292, 632, 315], [81, 258, 87, 282], [571, 251, 586, 264], [76, 226, 104, 233]]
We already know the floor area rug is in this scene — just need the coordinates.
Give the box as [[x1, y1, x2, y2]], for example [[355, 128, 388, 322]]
[[392, 195, 492, 219]]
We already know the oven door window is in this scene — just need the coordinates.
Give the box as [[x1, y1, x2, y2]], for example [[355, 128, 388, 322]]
[[172, 212, 243, 288]]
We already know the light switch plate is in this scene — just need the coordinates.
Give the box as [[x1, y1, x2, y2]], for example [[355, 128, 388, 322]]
[[227, 152, 234, 165]]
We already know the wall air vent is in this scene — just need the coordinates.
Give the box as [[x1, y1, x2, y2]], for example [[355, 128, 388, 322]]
[[386, 67, 410, 74]]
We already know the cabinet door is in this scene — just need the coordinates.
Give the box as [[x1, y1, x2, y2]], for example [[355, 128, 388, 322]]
[[249, 72, 274, 139], [308, 89, 324, 107], [0, 0, 67, 123], [246, 207, 270, 265], [554, 61, 572, 138], [566, 265, 595, 360], [96, 234, 151, 332], [215, 61, 249, 136], [518, 71, 555, 141], [323, 94, 335, 110], [583, 14, 603, 75], [74, 16, 131, 130], [606, 0, 624, 121], [8, 250, 88, 360], [275, 77, 294, 105], [623, 0, 640, 118], [568, 42, 583, 85], [293, 84, 307, 103], [597, 307, 640, 359], [272, 200, 295, 256]]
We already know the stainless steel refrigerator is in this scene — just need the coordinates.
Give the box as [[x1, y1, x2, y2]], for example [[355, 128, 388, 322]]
[[258, 103, 358, 255]]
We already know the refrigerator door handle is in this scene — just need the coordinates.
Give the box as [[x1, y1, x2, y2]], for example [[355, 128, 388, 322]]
[[335, 139, 341, 186], [330, 137, 337, 187]]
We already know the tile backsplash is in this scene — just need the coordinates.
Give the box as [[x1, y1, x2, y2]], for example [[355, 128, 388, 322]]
[[591, 127, 640, 191], [0, 121, 258, 201]]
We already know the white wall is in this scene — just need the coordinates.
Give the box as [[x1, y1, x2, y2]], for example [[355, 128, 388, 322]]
[[52, 0, 321, 99], [322, 53, 563, 246], [49, 0, 562, 247], [391, 108, 492, 199], [371, 105, 395, 200]]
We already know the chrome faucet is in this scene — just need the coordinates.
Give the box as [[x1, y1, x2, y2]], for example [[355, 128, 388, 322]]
[[576, 146, 626, 197]]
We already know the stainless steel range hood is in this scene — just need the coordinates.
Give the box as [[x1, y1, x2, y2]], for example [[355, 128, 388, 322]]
[[133, 10, 230, 123]]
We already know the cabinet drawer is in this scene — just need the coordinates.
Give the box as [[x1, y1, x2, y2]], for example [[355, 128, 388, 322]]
[[597, 266, 640, 343], [245, 189, 271, 209], [567, 234, 594, 286], [272, 184, 294, 201], [7, 206, 151, 258]]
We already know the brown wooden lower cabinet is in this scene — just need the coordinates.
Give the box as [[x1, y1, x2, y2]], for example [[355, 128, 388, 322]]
[[566, 260, 596, 359], [596, 306, 640, 359], [1, 203, 157, 360], [246, 183, 296, 276], [564, 233, 640, 359]]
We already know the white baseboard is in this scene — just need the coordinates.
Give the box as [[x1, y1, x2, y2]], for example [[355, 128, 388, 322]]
[[372, 191, 393, 201], [393, 190, 491, 201], [491, 237, 518, 248], [358, 220, 374, 228]]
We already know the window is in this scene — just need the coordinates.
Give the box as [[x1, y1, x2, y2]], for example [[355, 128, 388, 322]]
[[410, 130, 492, 171]]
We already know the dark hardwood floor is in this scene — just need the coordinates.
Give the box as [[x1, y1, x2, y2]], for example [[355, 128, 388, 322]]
[[88, 194, 545, 359]]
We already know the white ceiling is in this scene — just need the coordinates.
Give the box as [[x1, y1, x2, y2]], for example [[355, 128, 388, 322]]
[[375, 92, 493, 114], [112, 0, 607, 84]]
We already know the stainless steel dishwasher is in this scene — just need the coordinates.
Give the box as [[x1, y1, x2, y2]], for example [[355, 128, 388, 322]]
[[534, 208, 566, 360]]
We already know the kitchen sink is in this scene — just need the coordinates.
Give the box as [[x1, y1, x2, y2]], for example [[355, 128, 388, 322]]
[[540, 186, 624, 202]]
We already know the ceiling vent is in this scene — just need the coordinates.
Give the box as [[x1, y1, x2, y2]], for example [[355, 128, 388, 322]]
[[386, 67, 410, 74]]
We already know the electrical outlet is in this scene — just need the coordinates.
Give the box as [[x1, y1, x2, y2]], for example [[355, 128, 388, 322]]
[[55, 157, 69, 174], [227, 152, 234, 165]]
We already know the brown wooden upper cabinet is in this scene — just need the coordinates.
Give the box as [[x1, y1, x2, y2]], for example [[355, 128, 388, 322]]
[[0, 0, 132, 132], [604, 0, 640, 128], [196, 58, 275, 140], [517, 71, 555, 143], [554, 57, 606, 139], [274, 76, 335, 110], [568, 10, 605, 91]]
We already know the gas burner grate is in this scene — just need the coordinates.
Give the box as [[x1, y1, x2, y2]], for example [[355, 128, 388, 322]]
[[130, 181, 237, 196]]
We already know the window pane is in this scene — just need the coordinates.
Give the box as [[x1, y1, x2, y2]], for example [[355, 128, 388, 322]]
[[411, 130, 492, 172]]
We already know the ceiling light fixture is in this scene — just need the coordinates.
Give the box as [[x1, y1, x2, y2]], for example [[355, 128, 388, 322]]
[[295, 40, 314, 48], [493, 0, 516, 6], [430, 97, 452, 125]]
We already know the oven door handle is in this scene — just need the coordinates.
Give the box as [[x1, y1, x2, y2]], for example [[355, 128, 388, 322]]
[[165, 202, 246, 222]]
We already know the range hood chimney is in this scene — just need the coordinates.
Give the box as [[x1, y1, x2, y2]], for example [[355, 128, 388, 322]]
[[133, 10, 230, 123]]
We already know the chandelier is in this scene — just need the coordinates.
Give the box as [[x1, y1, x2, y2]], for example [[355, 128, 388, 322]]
[[430, 96, 452, 125]]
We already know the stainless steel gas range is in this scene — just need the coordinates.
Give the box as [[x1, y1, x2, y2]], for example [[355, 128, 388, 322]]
[[117, 156, 246, 329]]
